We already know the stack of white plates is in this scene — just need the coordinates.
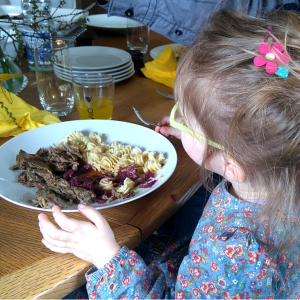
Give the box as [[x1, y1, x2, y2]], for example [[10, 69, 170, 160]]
[[54, 46, 135, 83]]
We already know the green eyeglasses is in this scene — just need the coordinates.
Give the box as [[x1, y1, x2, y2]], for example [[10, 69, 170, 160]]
[[169, 103, 225, 151]]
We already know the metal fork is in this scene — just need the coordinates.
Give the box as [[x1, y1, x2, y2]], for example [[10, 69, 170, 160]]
[[132, 107, 158, 127], [156, 88, 175, 100]]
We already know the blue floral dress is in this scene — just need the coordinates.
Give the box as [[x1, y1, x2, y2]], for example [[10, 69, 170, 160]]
[[84, 180, 300, 299]]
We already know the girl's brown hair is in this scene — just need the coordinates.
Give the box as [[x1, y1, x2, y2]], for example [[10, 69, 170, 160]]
[[175, 8, 300, 250]]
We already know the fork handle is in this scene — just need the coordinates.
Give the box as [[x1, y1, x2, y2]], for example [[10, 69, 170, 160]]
[[148, 122, 159, 127]]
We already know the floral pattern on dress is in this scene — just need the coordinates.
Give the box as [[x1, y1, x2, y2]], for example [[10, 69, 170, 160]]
[[86, 180, 300, 299]]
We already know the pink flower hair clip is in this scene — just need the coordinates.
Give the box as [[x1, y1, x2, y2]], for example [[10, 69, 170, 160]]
[[253, 27, 290, 78]]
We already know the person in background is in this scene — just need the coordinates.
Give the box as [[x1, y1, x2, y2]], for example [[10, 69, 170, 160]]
[[96, 0, 300, 45], [39, 8, 300, 298]]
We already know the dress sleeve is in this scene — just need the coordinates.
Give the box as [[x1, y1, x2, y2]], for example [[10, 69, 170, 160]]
[[85, 235, 190, 299], [176, 228, 278, 299], [85, 247, 167, 299]]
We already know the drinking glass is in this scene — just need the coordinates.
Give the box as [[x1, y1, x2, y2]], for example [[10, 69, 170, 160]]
[[34, 41, 74, 116], [126, 20, 150, 54], [72, 73, 115, 120]]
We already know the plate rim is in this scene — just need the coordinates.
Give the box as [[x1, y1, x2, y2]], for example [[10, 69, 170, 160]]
[[54, 65, 135, 83], [150, 43, 182, 60], [71, 61, 134, 74], [55, 63, 134, 78], [86, 14, 140, 30], [55, 60, 134, 74]]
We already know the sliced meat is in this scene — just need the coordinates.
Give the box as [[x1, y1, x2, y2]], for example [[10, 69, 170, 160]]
[[47, 179, 96, 205], [61, 142, 82, 160], [26, 181, 46, 190], [10, 150, 49, 170], [26, 169, 47, 183], [36, 189, 66, 209], [11, 145, 97, 207], [17, 168, 56, 184], [17, 171, 27, 183], [48, 146, 80, 171], [35, 148, 49, 159]]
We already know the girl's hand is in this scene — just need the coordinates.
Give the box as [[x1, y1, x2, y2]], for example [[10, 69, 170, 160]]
[[38, 204, 121, 269], [155, 116, 181, 140]]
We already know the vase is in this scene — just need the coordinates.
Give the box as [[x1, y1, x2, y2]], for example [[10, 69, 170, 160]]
[[0, 46, 28, 95]]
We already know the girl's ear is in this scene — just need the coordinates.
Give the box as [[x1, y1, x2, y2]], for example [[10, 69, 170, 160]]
[[223, 155, 246, 183]]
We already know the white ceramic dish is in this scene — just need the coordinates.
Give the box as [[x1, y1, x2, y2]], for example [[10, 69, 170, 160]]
[[54, 64, 134, 80], [55, 66, 134, 82], [0, 120, 177, 212], [83, 64, 134, 77], [55, 66, 135, 84], [86, 14, 140, 31], [68, 46, 131, 70], [114, 67, 135, 83], [150, 43, 182, 60], [71, 61, 134, 75], [55, 60, 134, 75]]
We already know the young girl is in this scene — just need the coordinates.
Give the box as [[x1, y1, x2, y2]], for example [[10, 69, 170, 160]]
[[39, 8, 300, 299]]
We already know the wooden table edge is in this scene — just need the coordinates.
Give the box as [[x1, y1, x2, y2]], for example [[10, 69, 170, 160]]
[[0, 223, 141, 299]]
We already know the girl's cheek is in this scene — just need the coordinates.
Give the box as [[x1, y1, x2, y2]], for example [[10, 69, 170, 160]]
[[181, 133, 206, 166]]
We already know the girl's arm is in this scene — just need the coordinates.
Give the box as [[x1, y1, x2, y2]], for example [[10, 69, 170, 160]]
[[38, 205, 183, 299]]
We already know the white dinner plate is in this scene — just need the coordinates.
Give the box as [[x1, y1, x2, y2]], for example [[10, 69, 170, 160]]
[[86, 14, 141, 31], [114, 67, 135, 83], [0, 120, 177, 212], [71, 66, 134, 79], [56, 59, 133, 74], [55, 68, 135, 84], [70, 61, 134, 76], [54, 61, 134, 77], [55, 65, 135, 83], [69, 46, 131, 70], [150, 43, 182, 60]]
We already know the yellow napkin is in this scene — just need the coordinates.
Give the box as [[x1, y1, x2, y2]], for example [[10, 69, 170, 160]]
[[0, 74, 61, 137], [141, 45, 177, 88]]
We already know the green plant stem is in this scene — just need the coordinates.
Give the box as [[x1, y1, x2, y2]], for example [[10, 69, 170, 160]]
[[0, 47, 14, 93]]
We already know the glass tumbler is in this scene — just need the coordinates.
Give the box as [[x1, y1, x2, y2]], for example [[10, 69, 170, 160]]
[[126, 20, 150, 54], [72, 73, 115, 120], [34, 41, 74, 116]]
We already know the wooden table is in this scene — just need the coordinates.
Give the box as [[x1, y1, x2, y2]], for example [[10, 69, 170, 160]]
[[0, 30, 202, 299]]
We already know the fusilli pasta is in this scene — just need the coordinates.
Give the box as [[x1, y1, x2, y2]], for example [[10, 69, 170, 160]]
[[58, 131, 165, 197]]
